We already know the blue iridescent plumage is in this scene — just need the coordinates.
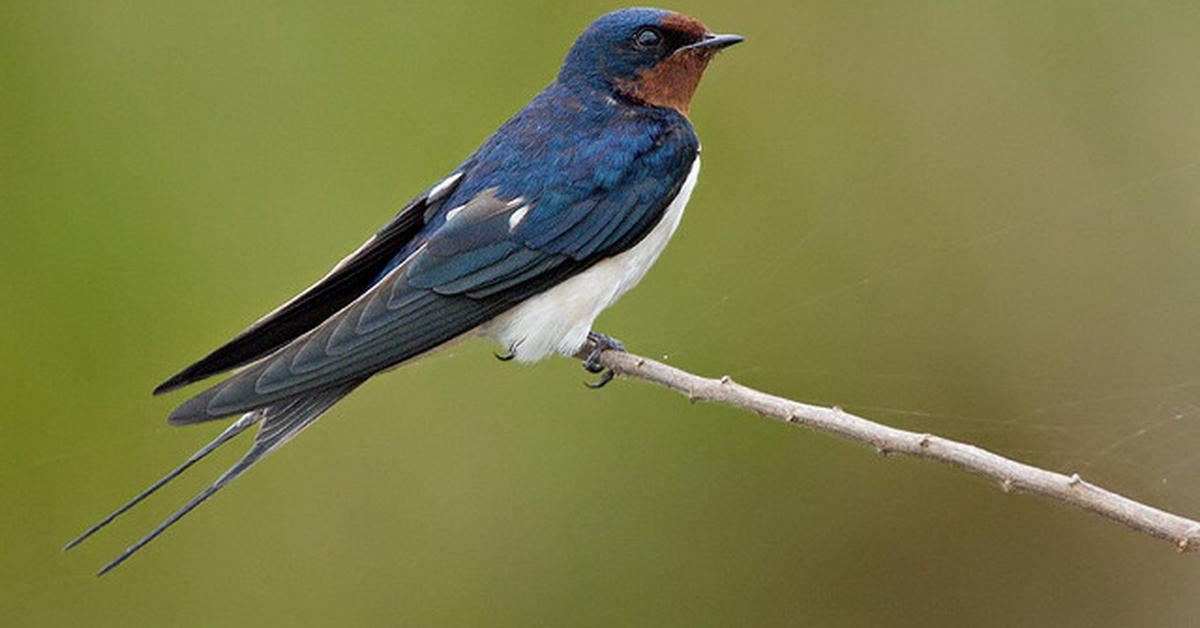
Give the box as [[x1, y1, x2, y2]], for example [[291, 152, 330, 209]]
[[68, 7, 741, 575], [166, 87, 699, 421]]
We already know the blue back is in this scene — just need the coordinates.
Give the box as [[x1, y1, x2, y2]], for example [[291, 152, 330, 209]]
[[381, 79, 700, 280]]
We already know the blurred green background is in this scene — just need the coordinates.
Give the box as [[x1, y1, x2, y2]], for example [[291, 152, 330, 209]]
[[4, 1, 1200, 626]]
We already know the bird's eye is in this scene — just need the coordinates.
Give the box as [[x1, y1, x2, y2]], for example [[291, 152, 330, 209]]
[[634, 27, 663, 49]]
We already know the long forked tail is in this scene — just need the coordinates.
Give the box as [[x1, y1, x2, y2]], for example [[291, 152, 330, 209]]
[[65, 379, 366, 576]]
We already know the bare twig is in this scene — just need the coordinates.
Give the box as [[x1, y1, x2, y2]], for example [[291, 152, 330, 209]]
[[578, 345, 1200, 553]]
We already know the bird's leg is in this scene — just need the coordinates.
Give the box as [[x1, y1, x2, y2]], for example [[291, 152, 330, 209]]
[[582, 331, 626, 389]]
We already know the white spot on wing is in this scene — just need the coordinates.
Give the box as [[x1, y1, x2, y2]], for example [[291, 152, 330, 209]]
[[444, 204, 465, 222], [427, 172, 462, 203], [508, 205, 530, 231]]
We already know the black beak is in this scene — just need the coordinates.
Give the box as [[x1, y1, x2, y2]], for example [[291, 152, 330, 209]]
[[680, 33, 745, 52]]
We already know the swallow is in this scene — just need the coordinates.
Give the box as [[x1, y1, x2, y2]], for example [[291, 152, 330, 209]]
[[66, 7, 742, 574]]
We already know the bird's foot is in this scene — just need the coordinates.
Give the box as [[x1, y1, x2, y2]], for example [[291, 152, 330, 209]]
[[582, 332, 626, 389]]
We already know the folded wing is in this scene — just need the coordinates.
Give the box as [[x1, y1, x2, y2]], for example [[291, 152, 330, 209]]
[[153, 173, 466, 394], [168, 129, 699, 424]]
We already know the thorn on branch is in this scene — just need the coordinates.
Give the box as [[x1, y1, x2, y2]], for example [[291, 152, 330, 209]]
[[1069, 473, 1083, 487], [1000, 478, 1015, 493]]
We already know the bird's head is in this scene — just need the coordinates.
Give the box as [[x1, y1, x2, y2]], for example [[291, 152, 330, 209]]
[[558, 8, 743, 115]]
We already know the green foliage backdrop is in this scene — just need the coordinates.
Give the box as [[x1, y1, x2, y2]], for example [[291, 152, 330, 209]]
[[4, 2, 1200, 626]]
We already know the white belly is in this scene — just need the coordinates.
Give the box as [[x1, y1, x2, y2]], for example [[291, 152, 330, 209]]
[[481, 156, 700, 361]]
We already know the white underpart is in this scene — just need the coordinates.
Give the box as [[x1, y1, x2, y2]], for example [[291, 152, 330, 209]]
[[482, 156, 700, 361]]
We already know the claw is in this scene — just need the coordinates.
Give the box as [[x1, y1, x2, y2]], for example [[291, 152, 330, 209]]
[[585, 369, 615, 389], [494, 343, 523, 362], [581, 331, 625, 389], [495, 341, 522, 362]]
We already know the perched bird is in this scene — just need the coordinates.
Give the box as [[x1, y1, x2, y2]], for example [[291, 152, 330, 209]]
[[66, 7, 741, 574]]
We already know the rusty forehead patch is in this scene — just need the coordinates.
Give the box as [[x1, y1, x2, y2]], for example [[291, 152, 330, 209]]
[[659, 12, 709, 38]]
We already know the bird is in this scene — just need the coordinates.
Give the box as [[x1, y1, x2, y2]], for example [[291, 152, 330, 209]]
[[65, 7, 742, 575]]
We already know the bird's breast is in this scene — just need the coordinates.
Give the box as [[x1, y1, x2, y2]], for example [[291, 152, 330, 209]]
[[482, 156, 701, 361]]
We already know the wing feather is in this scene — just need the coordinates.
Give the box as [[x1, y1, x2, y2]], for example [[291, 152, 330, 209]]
[[152, 172, 466, 394], [166, 119, 699, 424]]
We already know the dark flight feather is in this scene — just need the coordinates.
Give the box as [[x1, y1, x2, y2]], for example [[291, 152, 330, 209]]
[[152, 175, 465, 395]]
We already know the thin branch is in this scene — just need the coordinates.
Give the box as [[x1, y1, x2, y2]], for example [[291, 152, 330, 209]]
[[579, 345, 1200, 553]]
